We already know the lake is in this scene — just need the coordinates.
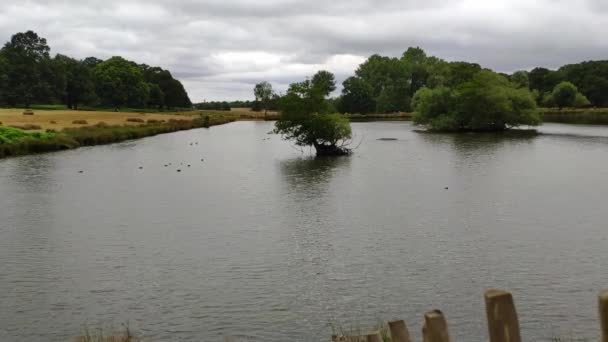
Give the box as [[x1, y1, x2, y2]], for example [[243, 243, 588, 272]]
[[1, 121, 608, 341]]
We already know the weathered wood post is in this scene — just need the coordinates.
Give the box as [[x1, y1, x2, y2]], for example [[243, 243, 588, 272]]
[[484, 289, 521, 342], [600, 290, 608, 342], [366, 331, 382, 342], [388, 320, 411, 342], [422, 310, 450, 342]]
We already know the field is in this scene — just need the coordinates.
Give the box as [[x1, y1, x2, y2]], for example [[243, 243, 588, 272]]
[[0, 107, 277, 158], [0, 107, 276, 131], [0, 108, 200, 130]]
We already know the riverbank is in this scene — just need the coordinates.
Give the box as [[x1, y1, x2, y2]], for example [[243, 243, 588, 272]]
[[540, 107, 608, 124], [0, 108, 268, 158], [347, 108, 608, 125]]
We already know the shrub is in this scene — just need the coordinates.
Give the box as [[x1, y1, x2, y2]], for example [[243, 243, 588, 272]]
[[413, 70, 540, 131], [22, 109, 34, 115], [146, 119, 161, 124], [72, 120, 88, 125], [9, 124, 42, 130], [50, 120, 57, 124], [126, 118, 145, 123]]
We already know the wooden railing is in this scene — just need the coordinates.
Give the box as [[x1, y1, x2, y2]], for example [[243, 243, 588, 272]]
[[328, 288, 608, 342]]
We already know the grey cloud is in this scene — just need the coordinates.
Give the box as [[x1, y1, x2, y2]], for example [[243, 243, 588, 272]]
[[1, 0, 607, 100]]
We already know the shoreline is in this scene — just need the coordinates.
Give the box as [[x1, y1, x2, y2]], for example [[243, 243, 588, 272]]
[[3, 108, 608, 159], [0, 109, 271, 159]]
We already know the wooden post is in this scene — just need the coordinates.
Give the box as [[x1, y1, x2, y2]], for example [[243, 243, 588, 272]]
[[366, 331, 382, 342], [600, 290, 608, 342], [388, 320, 411, 342], [484, 289, 521, 342], [422, 310, 450, 342]]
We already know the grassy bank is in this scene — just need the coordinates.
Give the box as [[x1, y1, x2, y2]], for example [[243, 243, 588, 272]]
[[0, 110, 266, 158], [541, 107, 608, 124]]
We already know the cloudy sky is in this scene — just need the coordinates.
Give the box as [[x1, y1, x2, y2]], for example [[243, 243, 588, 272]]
[[1, 0, 607, 101]]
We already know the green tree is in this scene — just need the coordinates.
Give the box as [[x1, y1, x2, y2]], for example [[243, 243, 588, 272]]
[[53, 55, 96, 109], [273, 71, 352, 156], [0, 31, 51, 106], [253, 81, 274, 115], [94, 56, 149, 108], [141, 65, 191, 108], [338, 76, 375, 114], [510, 70, 530, 89], [574, 92, 591, 108], [445, 62, 482, 87], [401, 47, 430, 95], [148, 83, 165, 109], [413, 70, 540, 131], [551, 81, 578, 109]]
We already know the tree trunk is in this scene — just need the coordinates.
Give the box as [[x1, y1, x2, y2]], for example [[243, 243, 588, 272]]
[[313, 142, 350, 156]]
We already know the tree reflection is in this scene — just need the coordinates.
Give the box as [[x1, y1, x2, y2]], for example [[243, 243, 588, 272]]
[[279, 156, 351, 195]]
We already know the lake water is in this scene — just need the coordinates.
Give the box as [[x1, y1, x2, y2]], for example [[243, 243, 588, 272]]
[[1, 121, 608, 341]]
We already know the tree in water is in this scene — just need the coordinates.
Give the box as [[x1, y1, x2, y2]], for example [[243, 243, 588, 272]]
[[413, 70, 540, 131], [273, 71, 352, 156]]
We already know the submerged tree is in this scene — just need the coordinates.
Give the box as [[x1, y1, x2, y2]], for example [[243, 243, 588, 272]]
[[273, 71, 352, 156], [413, 70, 540, 131]]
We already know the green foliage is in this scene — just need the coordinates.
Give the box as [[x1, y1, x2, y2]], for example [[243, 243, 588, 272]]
[[253, 81, 274, 113], [140, 65, 191, 108], [0, 126, 29, 144], [338, 76, 375, 114], [510, 70, 529, 88], [274, 71, 352, 155], [94, 57, 149, 108], [0, 30, 191, 109], [0, 30, 51, 106], [413, 70, 540, 131], [574, 92, 591, 107], [339, 49, 483, 115], [195, 101, 231, 111], [551, 81, 578, 109]]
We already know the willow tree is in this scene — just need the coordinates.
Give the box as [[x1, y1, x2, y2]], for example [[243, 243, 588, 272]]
[[273, 71, 352, 156], [413, 70, 540, 131]]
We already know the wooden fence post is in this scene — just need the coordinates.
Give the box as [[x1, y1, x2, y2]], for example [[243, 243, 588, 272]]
[[422, 310, 450, 342], [388, 320, 411, 342], [484, 289, 521, 342], [600, 290, 608, 342], [366, 331, 382, 342]]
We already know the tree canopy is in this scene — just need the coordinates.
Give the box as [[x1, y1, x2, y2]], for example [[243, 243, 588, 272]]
[[253, 81, 274, 114], [336, 47, 608, 116], [412, 70, 540, 131], [273, 71, 352, 156], [0, 30, 192, 109]]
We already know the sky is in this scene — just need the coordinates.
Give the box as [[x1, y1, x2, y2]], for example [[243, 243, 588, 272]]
[[1, 0, 607, 102]]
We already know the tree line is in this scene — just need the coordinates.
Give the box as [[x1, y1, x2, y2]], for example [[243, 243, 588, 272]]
[[336, 47, 606, 115], [0, 31, 191, 110]]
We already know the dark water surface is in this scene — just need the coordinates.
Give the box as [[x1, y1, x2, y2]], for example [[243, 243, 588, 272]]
[[1, 121, 608, 341]]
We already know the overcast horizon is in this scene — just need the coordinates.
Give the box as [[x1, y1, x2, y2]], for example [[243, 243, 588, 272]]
[[1, 0, 607, 102]]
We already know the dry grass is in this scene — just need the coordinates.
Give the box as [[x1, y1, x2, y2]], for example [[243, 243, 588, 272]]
[[126, 118, 145, 123], [9, 123, 42, 130], [0, 108, 198, 131], [76, 324, 140, 342]]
